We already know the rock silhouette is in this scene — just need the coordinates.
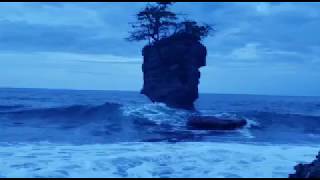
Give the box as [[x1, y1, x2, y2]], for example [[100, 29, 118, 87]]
[[289, 152, 320, 178], [187, 115, 247, 130], [141, 33, 207, 110]]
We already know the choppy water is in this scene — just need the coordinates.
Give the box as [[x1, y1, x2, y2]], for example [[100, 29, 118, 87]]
[[0, 88, 320, 177]]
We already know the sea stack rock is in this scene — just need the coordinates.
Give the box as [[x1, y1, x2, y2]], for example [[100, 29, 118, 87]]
[[141, 33, 207, 110], [289, 152, 320, 178]]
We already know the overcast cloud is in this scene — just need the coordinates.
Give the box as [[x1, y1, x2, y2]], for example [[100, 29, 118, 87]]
[[0, 2, 319, 96]]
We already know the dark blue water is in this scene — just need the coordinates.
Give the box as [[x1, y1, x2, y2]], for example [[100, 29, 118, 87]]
[[0, 88, 320, 145]]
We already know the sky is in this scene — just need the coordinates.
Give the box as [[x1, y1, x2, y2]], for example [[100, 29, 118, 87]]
[[0, 2, 319, 96]]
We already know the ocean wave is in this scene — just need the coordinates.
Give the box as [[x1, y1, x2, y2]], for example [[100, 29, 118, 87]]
[[1, 100, 318, 131], [0, 104, 26, 111], [0, 102, 122, 121], [240, 111, 320, 131], [0, 142, 319, 178], [0, 102, 256, 143], [0, 101, 319, 144]]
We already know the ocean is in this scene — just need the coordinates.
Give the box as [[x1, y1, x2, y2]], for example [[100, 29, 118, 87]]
[[0, 88, 320, 178]]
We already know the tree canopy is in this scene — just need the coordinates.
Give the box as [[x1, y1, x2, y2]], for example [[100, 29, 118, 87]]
[[175, 20, 214, 41], [127, 2, 213, 44]]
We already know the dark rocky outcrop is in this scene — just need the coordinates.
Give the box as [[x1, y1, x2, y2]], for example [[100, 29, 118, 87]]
[[289, 152, 320, 178], [141, 33, 207, 110], [187, 115, 247, 130]]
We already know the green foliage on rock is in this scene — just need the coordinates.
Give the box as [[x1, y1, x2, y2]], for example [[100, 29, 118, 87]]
[[127, 2, 213, 44]]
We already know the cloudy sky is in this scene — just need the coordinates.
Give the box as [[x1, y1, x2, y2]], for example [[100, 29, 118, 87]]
[[0, 2, 319, 96]]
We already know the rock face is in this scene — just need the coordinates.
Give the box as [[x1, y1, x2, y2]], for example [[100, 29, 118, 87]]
[[289, 152, 320, 178], [141, 33, 207, 110], [187, 115, 247, 130]]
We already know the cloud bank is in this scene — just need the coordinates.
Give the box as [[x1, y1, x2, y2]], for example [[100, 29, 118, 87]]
[[0, 2, 319, 96]]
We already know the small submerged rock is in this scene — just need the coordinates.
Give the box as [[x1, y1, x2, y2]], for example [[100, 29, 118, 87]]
[[289, 152, 320, 178], [186, 115, 247, 130]]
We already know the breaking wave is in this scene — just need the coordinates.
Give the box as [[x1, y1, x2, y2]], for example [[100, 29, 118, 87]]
[[0, 101, 319, 144]]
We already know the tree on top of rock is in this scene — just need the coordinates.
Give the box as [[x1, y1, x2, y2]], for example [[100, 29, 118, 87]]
[[126, 2, 178, 44], [127, 2, 214, 44], [175, 20, 214, 41]]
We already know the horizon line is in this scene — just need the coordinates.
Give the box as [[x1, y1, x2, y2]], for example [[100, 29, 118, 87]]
[[0, 86, 319, 99]]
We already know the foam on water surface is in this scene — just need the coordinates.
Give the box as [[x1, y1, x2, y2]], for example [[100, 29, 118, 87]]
[[0, 142, 319, 178]]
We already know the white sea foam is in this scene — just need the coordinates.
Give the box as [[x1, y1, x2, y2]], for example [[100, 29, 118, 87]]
[[0, 142, 319, 178], [121, 103, 189, 127]]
